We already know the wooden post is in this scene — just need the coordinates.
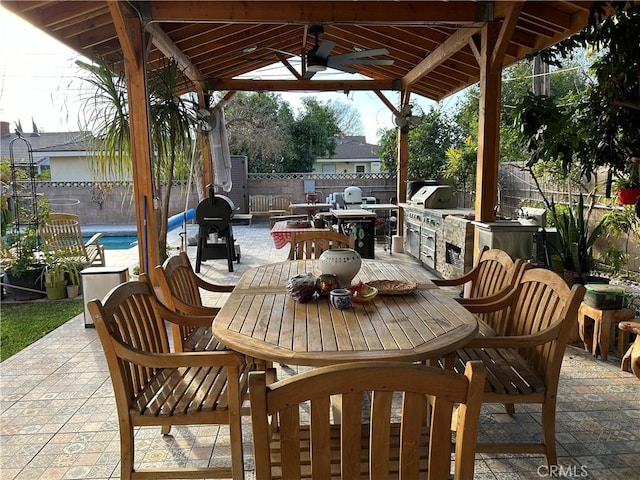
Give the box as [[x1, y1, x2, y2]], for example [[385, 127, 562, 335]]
[[108, 1, 160, 273], [473, 21, 503, 262], [396, 91, 410, 236]]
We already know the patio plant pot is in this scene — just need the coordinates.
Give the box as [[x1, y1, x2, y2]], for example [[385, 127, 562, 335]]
[[617, 187, 640, 205], [66, 284, 80, 298], [46, 283, 67, 300], [4, 267, 46, 300]]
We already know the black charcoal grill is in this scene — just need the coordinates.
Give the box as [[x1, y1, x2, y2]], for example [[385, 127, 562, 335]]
[[195, 185, 239, 273]]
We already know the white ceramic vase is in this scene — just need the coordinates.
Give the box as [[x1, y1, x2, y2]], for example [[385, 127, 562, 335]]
[[318, 248, 362, 288]]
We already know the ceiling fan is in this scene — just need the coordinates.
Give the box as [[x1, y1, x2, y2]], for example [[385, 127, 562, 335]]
[[303, 24, 394, 79], [393, 103, 424, 132]]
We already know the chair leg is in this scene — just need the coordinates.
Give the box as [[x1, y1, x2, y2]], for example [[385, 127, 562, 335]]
[[504, 403, 515, 415], [161, 425, 171, 435], [120, 423, 135, 480], [540, 400, 558, 466]]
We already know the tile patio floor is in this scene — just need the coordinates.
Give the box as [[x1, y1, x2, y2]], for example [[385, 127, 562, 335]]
[[1, 220, 639, 479]]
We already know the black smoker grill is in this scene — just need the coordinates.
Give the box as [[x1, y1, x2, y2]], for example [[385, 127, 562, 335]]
[[195, 186, 240, 273]]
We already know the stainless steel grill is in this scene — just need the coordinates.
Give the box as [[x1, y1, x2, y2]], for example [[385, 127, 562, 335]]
[[407, 185, 457, 209]]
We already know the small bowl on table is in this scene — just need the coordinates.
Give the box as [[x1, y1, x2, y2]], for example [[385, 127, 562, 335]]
[[350, 284, 378, 303]]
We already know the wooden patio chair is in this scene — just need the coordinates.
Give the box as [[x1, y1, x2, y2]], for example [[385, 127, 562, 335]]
[[433, 247, 529, 336], [249, 360, 486, 480], [88, 275, 252, 480], [249, 194, 271, 224], [447, 268, 585, 466], [39, 213, 105, 267], [269, 194, 291, 215], [619, 321, 640, 379], [288, 230, 354, 260], [154, 251, 234, 352]]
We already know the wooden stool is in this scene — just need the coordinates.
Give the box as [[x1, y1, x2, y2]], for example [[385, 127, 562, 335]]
[[578, 303, 635, 360], [619, 321, 640, 379]]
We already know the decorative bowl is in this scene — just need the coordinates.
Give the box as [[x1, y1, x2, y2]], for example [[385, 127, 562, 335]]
[[351, 284, 378, 303]]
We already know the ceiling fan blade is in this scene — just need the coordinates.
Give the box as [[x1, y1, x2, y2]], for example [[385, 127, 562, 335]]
[[328, 63, 359, 74], [330, 48, 390, 62], [338, 59, 394, 66], [314, 39, 336, 59]]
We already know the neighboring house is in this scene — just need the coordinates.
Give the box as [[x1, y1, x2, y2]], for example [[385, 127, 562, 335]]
[[0, 120, 112, 182], [314, 135, 381, 174]]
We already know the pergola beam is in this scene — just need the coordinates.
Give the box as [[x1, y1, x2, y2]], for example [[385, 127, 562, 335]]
[[401, 27, 482, 89], [206, 79, 400, 92], [146, 22, 205, 83], [149, 1, 491, 24]]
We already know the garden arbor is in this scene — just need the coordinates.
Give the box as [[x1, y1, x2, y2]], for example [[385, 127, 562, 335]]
[[3, 1, 598, 273]]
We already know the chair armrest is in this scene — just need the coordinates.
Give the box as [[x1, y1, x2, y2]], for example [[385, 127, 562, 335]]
[[456, 285, 512, 306], [84, 232, 104, 246], [156, 301, 215, 328], [168, 296, 222, 317], [195, 276, 236, 292], [113, 341, 246, 368], [432, 268, 478, 287], [463, 319, 562, 349], [457, 288, 515, 314]]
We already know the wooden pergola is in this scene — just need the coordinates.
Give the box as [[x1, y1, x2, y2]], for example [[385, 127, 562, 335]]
[[3, 1, 596, 273]]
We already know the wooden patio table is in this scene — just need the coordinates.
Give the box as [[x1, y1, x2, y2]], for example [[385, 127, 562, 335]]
[[212, 259, 478, 367]]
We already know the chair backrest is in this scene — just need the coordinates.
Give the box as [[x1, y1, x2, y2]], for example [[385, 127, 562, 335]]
[[270, 194, 291, 211], [468, 248, 519, 299], [249, 194, 271, 214], [504, 268, 585, 376], [154, 251, 234, 351], [40, 213, 87, 257], [469, 249, 530, 334], [87, 277, 172, 414], [250, 360, 486, 480], [156, 251, 205, 309], [288, 231, 354, 259]]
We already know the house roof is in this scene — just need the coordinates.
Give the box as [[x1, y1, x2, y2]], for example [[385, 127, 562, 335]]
[[0, 128, 87, 161], [2, 1, 596, 103], [322, 135, 379, 160]]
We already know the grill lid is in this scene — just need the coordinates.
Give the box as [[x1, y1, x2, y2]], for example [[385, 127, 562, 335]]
[[196, 186, 234, 226], [409, 185, 457, 208]]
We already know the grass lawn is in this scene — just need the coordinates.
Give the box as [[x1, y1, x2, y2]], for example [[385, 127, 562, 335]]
[[1, 299, 83, 361]]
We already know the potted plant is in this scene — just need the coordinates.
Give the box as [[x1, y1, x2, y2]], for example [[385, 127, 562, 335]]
[[61, 256, 84, 298], [40, 256, 67, 300], [1, 228, 47, 300], [548, 193, 609, 284], [615, 158, 640, 205]]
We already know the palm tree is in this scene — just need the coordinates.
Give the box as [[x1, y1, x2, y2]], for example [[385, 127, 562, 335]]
[[77, 56, 197, 261]]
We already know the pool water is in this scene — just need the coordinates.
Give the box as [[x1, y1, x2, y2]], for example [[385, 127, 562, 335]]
[[84, 235, 138, 250]]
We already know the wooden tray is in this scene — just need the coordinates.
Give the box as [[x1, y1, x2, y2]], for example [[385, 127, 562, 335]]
[[366, 280, 418, 295], [286, 220, 311, 228]]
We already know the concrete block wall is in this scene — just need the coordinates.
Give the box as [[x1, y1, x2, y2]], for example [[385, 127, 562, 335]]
[[32, 174, 398, 227]]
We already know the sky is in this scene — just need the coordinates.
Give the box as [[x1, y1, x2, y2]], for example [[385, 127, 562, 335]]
[[0, 6, 457, 145]]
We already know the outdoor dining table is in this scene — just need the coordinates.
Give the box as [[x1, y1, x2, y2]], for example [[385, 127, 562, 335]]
[[270, 220, 330, 249], [212, 259, 479, 367]]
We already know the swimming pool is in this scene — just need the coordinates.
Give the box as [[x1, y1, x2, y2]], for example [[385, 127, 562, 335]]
[[84, 235, 138, 250]]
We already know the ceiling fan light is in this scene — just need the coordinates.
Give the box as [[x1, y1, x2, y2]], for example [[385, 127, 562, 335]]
[[306, 54, 327, 72], [307, 63, 326, 72]]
